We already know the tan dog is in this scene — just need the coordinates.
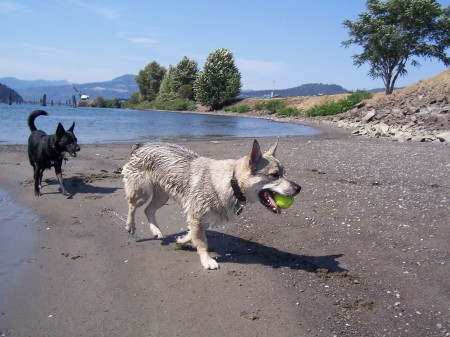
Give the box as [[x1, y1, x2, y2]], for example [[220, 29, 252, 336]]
[[121, 140, 301, 270]]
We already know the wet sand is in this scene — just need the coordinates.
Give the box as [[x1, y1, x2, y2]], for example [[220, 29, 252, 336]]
[[0, 125, 449, 337]]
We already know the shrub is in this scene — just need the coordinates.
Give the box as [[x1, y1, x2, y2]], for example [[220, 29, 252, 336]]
[[277, 106, 300, 116], [306, 90, 373, 117], [91, 96, 107, 108], [252, 99, 300, 116], [153, 99, 194, 111], [90, 96, 124, 108], [224, 104, 250, 113], [254, 102, 264, 111], [264, 100, 285, 114]]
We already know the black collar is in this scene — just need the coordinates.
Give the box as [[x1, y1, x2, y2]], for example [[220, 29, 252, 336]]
[[231, 170, 246, 216], [231, 170, 246, 202]]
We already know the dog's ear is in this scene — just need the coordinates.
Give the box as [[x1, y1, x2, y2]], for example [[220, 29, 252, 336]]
[[249, 140, 262, 167], [68, 122, 75, 132], [266, 139, 278, 157], [56, 123, 66, 138]]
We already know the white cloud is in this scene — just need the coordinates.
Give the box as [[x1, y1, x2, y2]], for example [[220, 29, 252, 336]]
[[72, 0, 120, 20], [117, 31, 158, 46]]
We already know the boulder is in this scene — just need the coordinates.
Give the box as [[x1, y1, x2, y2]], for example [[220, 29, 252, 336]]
[[436, 131, 450, 142], [362, 110, 376, 123]]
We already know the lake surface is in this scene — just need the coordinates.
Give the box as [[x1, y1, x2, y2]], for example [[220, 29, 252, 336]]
[[0, 104, 319, 144]]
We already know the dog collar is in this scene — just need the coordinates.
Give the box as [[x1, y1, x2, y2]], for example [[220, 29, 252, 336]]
[[50, 143, 60, 154], [231, 171, 246, 202], [231, 170, 246, 215]]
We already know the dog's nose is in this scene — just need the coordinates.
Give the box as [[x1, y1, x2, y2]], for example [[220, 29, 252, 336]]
[[294, 183, 301, 195]]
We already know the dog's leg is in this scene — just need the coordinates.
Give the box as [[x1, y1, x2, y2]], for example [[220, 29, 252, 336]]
[[33, 166, 42, 196], [189, 217, 219, 270], [39, 169, 45, 194], [54, 163, 69, 196], [143, 187, 168, 239], [125, 188, 149, 235]]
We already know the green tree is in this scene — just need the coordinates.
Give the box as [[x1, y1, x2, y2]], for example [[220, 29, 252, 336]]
[[110, 97, 120, 108], [159, 66, 176, 96], [158, 57, 198, 100], [128, 92, 140, 105], [342, 0, 450, 95], [173, 56, 198, 100], [92, 96, 107, 108], [194, 48, 242, 110], [136, 61, 167, 101]]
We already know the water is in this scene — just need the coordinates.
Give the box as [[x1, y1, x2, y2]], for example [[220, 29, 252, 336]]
[[0, 188, 38, 302], [0, 104, 319, 144]]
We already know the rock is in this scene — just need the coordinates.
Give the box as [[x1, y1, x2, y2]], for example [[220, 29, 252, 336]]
[[401, 122, 415, 131], [362, 110, 376, 123], [394, 132, 413, 143], [411, 134, 436, 142], [315, 69, 450, 143], [436, 131, 450, 142], [377, 122, 390, 137]]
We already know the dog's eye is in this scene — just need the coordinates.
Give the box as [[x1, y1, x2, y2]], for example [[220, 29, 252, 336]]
[[271, 173, 280, 179]]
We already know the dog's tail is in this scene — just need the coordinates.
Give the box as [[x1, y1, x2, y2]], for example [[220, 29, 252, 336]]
[[28, 110, 48, 132]]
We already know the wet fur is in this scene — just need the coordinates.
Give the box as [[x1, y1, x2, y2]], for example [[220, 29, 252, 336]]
[[27, 110, 80, 197], [122, 140, 301, 270]]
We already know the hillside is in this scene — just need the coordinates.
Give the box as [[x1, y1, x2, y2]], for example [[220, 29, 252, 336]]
[[0, 83, 24, 104], [317, 69, 450, 143], [242, 83, 348, 98], [0, 77, 68, 90], [3, 75, 138, 102], [232, 70, 449, 143]]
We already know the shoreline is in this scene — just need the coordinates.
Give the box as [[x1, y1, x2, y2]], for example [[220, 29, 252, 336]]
[[0, 131, 449, 336]]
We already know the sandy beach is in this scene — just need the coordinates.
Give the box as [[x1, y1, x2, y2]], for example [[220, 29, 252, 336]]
[[0, 124, 449, 337]]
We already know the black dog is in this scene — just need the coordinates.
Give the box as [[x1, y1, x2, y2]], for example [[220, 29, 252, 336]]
[[27, 110, 80, 196]]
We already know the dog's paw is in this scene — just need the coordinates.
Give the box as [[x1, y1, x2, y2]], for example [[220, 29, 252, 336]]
[[202, 257, 220, 270], [149, 224, 163, 239], [125, 224, 136, 235], [176, 232, 192, 245]]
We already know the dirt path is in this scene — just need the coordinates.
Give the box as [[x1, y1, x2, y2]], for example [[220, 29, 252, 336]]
[[0, 129, 449, 336]]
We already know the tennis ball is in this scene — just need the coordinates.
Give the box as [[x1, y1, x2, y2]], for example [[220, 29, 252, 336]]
[[274, 193, 294, 209]]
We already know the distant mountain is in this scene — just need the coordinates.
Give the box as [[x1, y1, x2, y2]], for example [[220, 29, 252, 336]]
[[241, 83, 349, 98], [4, 75, 351, 102], [0, 83, 24, 104], [0, 77, 69, 90], [2, 75, 138, 102]]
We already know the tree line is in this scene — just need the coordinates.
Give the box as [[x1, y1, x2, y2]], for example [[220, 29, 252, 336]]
[[127, 48, 241, 111]]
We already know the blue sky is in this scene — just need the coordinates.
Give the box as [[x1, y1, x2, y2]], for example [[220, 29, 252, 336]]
[[1, 0, 449, 91]]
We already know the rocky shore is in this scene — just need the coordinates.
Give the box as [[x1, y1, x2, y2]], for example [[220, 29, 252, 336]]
[[319, 69, 450, 143]]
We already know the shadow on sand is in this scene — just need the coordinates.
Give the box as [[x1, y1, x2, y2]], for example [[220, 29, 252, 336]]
[[37, 176, 121, 199], [137, 230, 346, 274]]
